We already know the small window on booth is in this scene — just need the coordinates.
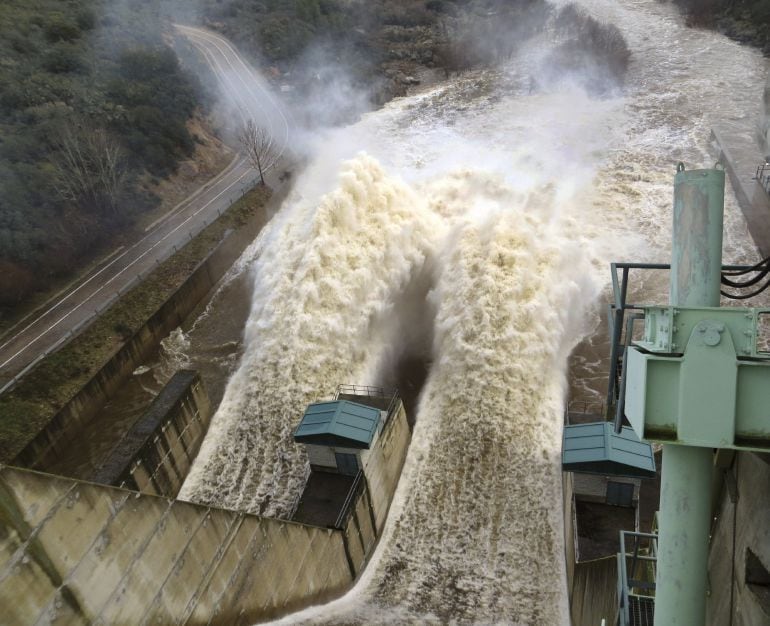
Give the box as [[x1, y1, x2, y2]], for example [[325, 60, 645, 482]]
[[335, 452, 359, 477], [606, 481, 634, 507]]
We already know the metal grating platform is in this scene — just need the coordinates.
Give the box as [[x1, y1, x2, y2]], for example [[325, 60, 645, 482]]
[[629, 595, 655, 626]]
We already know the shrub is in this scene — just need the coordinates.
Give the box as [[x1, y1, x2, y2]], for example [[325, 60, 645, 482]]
[[0, 260, 34, 306], [750, 0, 770, 22], [44, 15, 81, 42], [42, 45, 84, 74], [75, 8, 96, 31]]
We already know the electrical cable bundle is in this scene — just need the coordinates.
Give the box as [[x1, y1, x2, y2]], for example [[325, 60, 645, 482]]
[[721, 255, 770, 299]]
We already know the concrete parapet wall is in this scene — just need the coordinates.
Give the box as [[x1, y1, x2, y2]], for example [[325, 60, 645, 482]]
[[711, 127, 770, 257], [570, 556, 618, 626], [0, 465, 353, 625], [13, 208, 267, 474], [342, 478, 378, 578], [90, 370, 212, 498], [563, 472, 577, 604], [363, 401, 411, 531]]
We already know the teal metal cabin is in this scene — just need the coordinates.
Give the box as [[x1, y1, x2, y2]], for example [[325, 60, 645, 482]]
[[562, 422, 656, 480], [294, 400, 381, 449], [562, 420, 657, 567], [294, 399, 385, 476], [291, 387, 411, 531]]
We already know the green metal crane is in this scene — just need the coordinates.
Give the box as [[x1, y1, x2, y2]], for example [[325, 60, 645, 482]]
[[623, 164, 770, 625]]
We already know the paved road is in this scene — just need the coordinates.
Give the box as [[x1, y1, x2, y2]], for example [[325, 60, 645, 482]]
[[0, 27, 289, 392]]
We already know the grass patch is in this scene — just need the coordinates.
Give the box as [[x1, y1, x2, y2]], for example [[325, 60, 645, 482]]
[[0, 184, 271, 463]]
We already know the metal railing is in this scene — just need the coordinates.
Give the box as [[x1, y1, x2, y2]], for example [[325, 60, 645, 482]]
[[755, 161, 770, 196], [0, 179, 258, 397], [334, 384, 401, 423], [333, 470, 365, 529], [565, 400, 606, 423], [617, 529, 658, 626]]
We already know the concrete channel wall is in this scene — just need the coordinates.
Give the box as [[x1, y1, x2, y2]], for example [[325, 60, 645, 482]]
[[0, 465, 353, 625], [570, 557, 618, 626], [13, 207, 267, 473], [707, 452, 770, 626], [89, 370, 212, 498], [711, 127, 770, 257], [0, 398, 413, 624], [362, 402, 411, 531], [331, 400, 412, 577]]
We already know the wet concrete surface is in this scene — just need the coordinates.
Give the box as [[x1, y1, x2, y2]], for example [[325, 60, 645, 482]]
[[576, 500, 636, 561], [712, 126, 770, 257], [292, 471, 356, 528]]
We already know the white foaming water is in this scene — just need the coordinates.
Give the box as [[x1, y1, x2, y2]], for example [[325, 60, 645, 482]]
[[180, 0, 767, 623], [155, 327, 192, 383], [180, 155, 440, 515]]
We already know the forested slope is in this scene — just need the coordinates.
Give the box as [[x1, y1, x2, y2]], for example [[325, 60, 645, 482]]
[[0, 0, 635, 314], [666, 0, 770, 53], [202, 0, 630, 124], [0, 0, 207, 309]]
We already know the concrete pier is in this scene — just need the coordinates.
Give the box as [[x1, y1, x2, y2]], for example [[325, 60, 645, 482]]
[[711, 126, 770, 256], [90, 370, 212, 497]]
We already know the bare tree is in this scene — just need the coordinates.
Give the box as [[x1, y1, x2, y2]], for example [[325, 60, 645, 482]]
[[50, 125, 126, 217], [237, 119, 277, 186]]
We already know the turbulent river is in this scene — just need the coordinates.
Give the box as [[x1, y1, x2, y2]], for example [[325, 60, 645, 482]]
[[176, 0, 767, 623]]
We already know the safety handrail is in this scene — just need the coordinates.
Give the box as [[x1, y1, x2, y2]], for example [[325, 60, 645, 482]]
[[617, 529, 658, 626], [333, 470, 364, 530]]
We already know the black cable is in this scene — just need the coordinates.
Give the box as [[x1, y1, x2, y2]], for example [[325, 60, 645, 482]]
[[721, 264, 770, 288], [722, 254, 770, 276], [721, 255, 770, 298], [721, 275, 770, 299]]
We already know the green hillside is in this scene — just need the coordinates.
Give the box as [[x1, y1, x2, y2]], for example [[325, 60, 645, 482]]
[[0, 0, 206, 308], [668, 0, 770, 53]]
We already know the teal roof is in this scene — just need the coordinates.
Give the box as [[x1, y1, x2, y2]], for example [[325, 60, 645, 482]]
[[294, 400, 381, 449], [562, 422, 656, 479]]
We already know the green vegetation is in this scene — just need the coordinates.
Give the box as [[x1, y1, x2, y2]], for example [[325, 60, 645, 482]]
[[0, 0, 636, 317], [0, 184, 270, 463], [205, 0, 366, 64], [667, 0, 770, 53], [204, 0, 631, 122], [0, 0, 207, 310]]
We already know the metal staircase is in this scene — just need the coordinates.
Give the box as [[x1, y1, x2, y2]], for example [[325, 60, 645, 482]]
[[617, 517, 658, 626]]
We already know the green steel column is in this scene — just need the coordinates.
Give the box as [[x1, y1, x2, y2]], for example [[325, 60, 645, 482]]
[[654, 166, 725, 626]]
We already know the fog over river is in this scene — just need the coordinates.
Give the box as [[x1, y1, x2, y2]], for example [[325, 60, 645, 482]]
[[174, 0, 767, 622]]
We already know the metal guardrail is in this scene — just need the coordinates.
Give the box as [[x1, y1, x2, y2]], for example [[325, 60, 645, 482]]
[[755, 162, 770, 196], [565, 400, 606, 422], [334, 384, 401, 423], [617, 529, 658, 626], [333, 470, 364, 530], [0, 183, 257, 398]]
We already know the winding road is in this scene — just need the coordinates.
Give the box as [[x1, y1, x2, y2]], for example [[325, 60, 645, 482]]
[[0, 27, 289, 392]]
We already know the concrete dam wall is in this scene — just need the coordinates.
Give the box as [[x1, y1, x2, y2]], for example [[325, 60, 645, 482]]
[[0, 465, 353, 625], [708, 452, 770, 626], [0, 399, 413, 624]]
